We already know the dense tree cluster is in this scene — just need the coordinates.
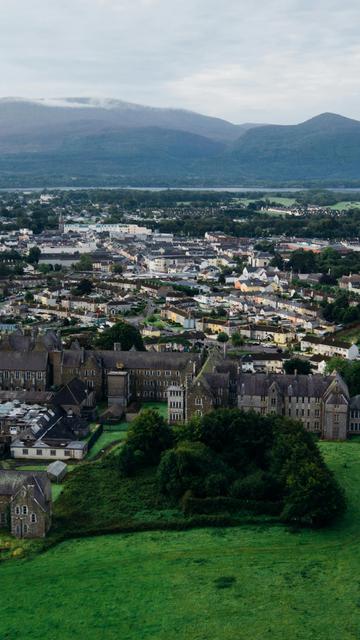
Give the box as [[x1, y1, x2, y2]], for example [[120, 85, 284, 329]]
[[287, 247, 360, 278], [118, 408, 345, 527], [322, 293, 360, 325], [96, 321, 145, 351]]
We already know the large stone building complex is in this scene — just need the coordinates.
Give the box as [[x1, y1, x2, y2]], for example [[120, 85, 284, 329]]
[[0, 330, 202, 412], [168, 356, 355, 441], [0, 329, 359, 441]]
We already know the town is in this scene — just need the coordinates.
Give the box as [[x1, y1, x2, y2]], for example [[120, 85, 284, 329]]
[[1, 188, 360, 540]]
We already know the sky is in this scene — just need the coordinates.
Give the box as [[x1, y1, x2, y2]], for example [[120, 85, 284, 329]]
[[1, 0, 360, 124]]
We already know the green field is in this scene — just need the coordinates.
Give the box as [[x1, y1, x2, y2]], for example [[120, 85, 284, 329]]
[[1, 441, 360, 639], [330, 201, 360, 211]]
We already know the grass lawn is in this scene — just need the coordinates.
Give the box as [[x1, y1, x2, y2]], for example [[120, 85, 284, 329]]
[[141, 401, 168, 420], [0, 442, 359, 638], [86, 432, 127, 460], [51, 484, 65, 501]]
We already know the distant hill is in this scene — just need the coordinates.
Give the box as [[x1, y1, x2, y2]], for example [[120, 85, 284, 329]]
[[0, 97, 247, 145], [225, 113, 360, 181], [0, 99, 359, 186]]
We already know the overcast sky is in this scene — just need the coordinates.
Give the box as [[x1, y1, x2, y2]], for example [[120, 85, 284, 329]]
[[1, 0, 360, 124]]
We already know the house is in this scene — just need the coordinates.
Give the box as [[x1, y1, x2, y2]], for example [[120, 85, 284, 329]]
[[339, 274, 360, 294], [248, 252, 273, 268], [240, 324, 294, 346], [161, 305, 195, 329], [300, 336, 359, 360], [0, 470, 51, 538], [10, 406, 89, 461]]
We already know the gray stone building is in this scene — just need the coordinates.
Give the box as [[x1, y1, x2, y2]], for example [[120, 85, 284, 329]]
[[168, 363, 351, 441], [0, 470, 52, 538]]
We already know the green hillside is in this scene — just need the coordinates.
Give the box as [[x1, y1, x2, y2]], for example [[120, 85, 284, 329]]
[[0, 441, 360, 640]]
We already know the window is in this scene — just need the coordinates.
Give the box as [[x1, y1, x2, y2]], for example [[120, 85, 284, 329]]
[[65, 450, 71, 457], [37, 372, 42, 379], [36, 449, 43, 456], [271, 398, 276, 406], [22, 449, 28, 455], [0, 512, 6, 524], [195, 397, 202, 406], [15, 524, 21, 535], [31, 513, 37, 524], [22, 506, 28, 515], [23, 524, 28, 534], [15, 506, 20, 516], [50, 449, 56, 456]]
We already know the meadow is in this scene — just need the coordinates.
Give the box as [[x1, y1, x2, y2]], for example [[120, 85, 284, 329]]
[[1, 441, 360, 639], [330, 201, 360, 211]]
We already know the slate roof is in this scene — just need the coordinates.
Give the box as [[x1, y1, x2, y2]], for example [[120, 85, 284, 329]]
[[97, 350, 202, 371], [0, 470, 51, 509], [236, 372, 342, 398], [0, 351, 49, 371], [52, 378, 89, 407]]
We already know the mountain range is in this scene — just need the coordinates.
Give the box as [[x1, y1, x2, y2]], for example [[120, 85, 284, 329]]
[[0, 98, 360, 187]]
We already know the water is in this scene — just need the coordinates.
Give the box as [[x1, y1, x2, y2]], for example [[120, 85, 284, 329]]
[[1, 186, 360, 193]]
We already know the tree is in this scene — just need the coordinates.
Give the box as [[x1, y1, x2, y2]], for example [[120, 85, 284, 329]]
[[217, 332, 229, 343], [284, 358, 312, 375], [27, 247, 41, 264], [270, 253, 284, 270], [111, 263, 123, 275], [24, 291, 34, 303], [326, 357, 360, 396], [288, 249, 317, 274], [74, 254, 93, 272], [157, 440, 232, 499], [73, 278, 93, 296], [231, 333, 244, 347], [96, 321, 145, 351], [121, 409, 173, 470]]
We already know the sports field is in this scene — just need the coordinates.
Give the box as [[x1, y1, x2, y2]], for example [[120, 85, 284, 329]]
[[0, 441, 360, 640]]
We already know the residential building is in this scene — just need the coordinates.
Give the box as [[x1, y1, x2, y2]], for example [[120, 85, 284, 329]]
[[0, 470, 51, 538]]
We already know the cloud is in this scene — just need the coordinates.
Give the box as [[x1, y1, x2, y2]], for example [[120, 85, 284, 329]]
[[0, 0, 360, 123]]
